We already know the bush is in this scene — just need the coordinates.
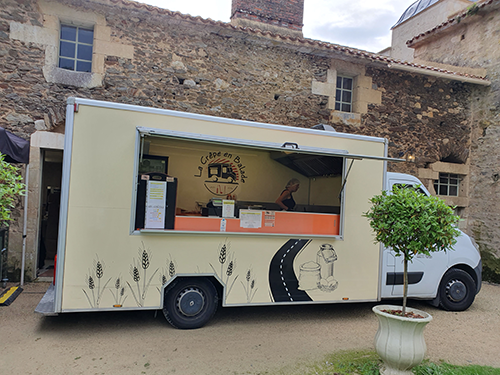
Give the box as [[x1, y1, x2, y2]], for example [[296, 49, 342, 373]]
[[0, 153, 26, 227]]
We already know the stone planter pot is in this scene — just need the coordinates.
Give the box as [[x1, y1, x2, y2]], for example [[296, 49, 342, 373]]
[[373, 304, 433, 375]]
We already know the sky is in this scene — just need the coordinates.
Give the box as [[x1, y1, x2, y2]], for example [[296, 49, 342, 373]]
[[135, 0, 418, 53]]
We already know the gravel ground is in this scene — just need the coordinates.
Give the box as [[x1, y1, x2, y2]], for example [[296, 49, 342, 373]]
[[0, 281, 499, 374]]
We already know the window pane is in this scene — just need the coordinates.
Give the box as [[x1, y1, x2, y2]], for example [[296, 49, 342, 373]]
[[439, 185, 448, 195], [59, 57, 75, 70], [60, 41, 75, 58], [439, 176, 448, 183], [450, 178, 458, 185], [334, 102, 340, 111], [342, 103, 351, 112], [76, 60, 92, 72], [78, 28, 94, 44], [342, 90, 352, 103], [434, 183, 438, 193], [60, 25, 77, 41], [449, 186, 458, 196], [343, 77, 352, 90], [77, 44, 93, 61], [336, 89, 342, 102], [336, 76, 342, 88]]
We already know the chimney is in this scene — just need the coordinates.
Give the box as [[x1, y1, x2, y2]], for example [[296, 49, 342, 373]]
[[230, 0, 304, 38]]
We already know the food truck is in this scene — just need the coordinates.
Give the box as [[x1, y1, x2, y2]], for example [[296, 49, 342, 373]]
[[35, 98, 482, 329]]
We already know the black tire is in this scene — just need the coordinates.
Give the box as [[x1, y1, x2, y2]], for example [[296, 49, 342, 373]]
[[439, 268, 476, 311], [163, 278, 218, 329]]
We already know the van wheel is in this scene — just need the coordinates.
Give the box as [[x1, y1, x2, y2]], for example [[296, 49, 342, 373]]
[[163, 278, 218, 329], [439, 269, 476, 311]]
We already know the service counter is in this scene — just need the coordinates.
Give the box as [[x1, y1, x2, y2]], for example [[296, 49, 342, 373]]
[[174, 211, 340, 236]]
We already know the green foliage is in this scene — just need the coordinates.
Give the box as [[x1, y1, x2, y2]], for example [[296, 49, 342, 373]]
[[0, 153, 26, 227], [364, 185, 460, 312], [466, 3, 479, 17], [364, 186, 460, 262], [414, 361, 500, 375], [269, 350, 500, 375]]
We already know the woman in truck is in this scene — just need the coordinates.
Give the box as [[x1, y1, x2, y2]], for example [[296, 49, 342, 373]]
[[275, 178, 300, 211]]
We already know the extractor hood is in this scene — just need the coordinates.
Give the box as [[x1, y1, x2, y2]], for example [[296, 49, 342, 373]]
[[270, 151, 343, 178]]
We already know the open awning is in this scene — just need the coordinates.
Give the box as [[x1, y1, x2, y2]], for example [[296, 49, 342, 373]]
[[0, 127, 30, 164]]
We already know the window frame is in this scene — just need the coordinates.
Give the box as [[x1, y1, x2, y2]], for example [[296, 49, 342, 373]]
[[335, 75, 354, 113], [434, 173, 460, 197], [131, 128, 349, 238], [58, 23, 94, 73]]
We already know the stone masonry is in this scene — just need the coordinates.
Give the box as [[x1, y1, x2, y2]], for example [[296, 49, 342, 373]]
[[0, 0, 482, 280], [231, 0, 304, 33], [409, 0, 500, 281]]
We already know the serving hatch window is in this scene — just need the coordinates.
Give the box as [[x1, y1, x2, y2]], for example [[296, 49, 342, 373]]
[[133, 132, 346, 237]]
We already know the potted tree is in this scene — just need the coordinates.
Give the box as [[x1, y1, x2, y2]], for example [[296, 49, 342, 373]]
[[364, 185, 460, 374]]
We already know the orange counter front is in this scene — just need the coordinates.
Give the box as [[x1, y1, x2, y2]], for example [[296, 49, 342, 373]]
[[174, 211, 339, 236]]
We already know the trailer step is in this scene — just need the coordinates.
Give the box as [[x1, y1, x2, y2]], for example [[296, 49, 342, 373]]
[[35, 284, 58, 316]]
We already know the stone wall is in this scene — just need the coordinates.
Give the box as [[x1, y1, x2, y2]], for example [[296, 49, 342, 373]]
[[411, 1, 500, 280], [231, 0, 304, 31], [0, 0, 476, 280], [390, 0, 472, 62]]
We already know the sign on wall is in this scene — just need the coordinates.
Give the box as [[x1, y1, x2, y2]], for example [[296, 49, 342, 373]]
[[145, 180, 166, 229], [195, 151, 248, 196]]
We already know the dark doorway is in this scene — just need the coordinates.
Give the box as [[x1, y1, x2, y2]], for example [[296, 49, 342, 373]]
[[37, 149, 63, 279]]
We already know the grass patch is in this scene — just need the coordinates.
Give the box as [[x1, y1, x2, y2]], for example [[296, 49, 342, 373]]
[[268, 350, 500, 375], [414, 362, 500, 375]]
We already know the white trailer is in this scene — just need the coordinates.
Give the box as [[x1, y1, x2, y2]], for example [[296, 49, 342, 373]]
[[35, 98, 481, 328]]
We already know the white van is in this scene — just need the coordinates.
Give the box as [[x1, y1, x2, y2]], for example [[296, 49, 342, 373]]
[[35, 98, 481, 329]]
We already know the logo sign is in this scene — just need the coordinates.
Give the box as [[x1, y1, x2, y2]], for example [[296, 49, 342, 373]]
[[195, 151, 248, 196]]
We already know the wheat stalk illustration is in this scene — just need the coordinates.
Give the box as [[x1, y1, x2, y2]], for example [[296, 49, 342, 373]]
[[83, 274, 96, 308], [241, 268, 258, 303], [209, 240, 238, 297], [127, 243, 158, 307], [169, 260, 175, 277], [158, 256, 177, 294], [110, 276, 127, 306], [82, 255, 111, 308], [219, 243, 227, 277]]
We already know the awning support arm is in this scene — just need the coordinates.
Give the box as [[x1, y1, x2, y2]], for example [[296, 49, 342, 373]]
[[140, 133, 145, 163], [339, 159, 355, 199]]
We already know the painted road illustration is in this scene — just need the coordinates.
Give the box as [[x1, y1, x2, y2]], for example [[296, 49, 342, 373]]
[[269, 239, 312, 302]]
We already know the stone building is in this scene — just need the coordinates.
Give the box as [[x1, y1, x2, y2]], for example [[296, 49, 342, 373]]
[[384, 0, 475, 62], [406, 0, 500, 280], [0, 0, 490, 281]]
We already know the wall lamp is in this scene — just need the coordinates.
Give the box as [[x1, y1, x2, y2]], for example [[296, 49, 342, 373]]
[[398, 150, 416, 163]]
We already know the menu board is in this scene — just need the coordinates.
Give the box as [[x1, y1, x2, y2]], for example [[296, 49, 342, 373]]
[[145, 181, 166, 229]]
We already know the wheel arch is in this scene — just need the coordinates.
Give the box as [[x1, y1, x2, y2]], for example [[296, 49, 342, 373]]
[[428, 263, 479, 308], [160, 274, 224, 308], [448, 263, 479, 291]]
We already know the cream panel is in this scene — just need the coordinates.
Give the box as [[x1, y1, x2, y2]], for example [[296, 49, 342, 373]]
[[61, 104, 385, 310]]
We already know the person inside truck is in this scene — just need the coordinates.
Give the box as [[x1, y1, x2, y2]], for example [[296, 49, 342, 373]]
[[275, 178, 300, 211]]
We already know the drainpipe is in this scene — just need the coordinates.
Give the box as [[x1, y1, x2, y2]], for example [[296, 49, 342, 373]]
[[20, 164, 29, 286]]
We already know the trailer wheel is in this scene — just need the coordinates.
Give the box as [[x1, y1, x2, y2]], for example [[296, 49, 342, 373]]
[[438, 268, 476, 311], [163, 278, 218, 329]]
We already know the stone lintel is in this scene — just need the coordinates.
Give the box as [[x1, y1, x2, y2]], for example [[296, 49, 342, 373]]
[[418, 168, 439, 180], [430, 161, 469, 175]]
